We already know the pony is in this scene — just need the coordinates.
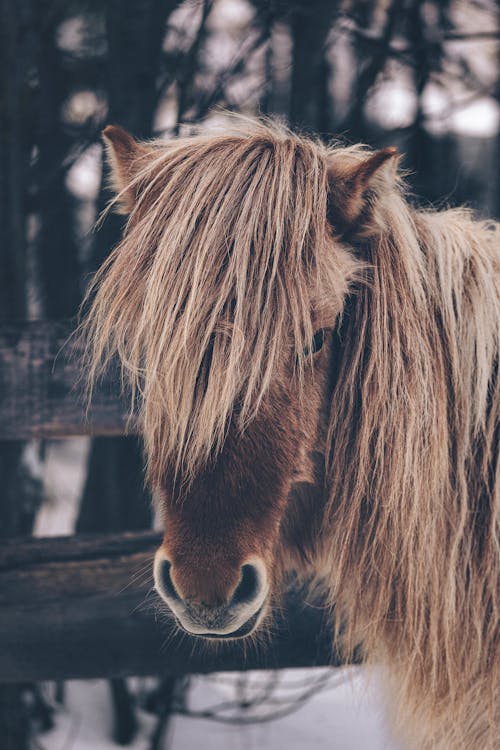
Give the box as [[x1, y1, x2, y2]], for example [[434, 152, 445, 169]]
[[82, 118, 499, 749]]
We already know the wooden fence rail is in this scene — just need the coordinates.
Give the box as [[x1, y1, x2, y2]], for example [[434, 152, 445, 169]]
[[0, 321, 345, 684], [0, 530, 341, 683], [0, 320, 129, 440]]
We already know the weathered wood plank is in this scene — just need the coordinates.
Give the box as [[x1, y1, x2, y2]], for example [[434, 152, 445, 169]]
[[0, 320, 131, 440], [0, 531, 344, 683]]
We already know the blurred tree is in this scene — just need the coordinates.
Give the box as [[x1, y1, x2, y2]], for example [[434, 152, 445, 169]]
[[90, 0, 182, 271], [289, 0, 339, 132], [76, 2, 182, 744], [77, 0, 182, 543], [341, 0, 403, 140], [34, 3, 81, 319], [0, 3, 41, 745]]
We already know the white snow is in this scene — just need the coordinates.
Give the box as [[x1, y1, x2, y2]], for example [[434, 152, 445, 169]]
[[36, 668, 400, 750]]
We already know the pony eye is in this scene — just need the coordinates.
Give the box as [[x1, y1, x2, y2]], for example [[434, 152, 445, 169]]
[[302, 329, 325, 358]]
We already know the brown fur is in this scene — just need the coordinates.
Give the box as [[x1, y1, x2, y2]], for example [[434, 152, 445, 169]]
[[82, 118, 499, 749]]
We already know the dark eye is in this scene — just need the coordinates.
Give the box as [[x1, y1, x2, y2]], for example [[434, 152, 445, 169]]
[[302, 329, 325, 358]]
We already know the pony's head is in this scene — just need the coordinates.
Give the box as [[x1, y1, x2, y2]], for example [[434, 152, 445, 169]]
[[84, 120, 398, 639]]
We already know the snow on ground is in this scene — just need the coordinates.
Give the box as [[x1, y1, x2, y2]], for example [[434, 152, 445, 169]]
[[37, 668, 400, 750], [33, 440, 401, 749]]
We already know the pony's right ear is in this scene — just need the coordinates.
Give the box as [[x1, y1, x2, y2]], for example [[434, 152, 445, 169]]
[[102, 125, 149, 214]]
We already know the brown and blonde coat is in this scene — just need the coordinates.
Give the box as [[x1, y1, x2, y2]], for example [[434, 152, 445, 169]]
[[83, 119, 499, 750]]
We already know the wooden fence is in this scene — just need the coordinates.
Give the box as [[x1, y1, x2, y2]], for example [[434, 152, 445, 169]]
[[0, 320, 343, 684]]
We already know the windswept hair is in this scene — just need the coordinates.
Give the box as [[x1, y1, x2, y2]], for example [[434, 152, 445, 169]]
[[82, 120, 360, 482]]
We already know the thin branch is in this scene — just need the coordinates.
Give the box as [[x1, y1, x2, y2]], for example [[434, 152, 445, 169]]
[[337, 17, 500, 55], [174, 0, 213, 134], [339, 0, 404, 134], [189, 27, 270, 122], [172, 671, 346, 726]]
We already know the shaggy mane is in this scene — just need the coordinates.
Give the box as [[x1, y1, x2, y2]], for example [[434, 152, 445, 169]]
[[324, 199, 500, 743], [82, 120, 360, 481]]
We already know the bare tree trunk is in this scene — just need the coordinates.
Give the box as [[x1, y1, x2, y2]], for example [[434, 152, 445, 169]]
[[79, 3, 181, 742], [0, 686, 30, 750], [110, 678, 138, 745], [34, 6, 81, 319], [77, 436, 151, 533], [0, 0, 28, 319], [79, 0, 176, 554], [289, 1, 338, 133], [0, 2, 37, 744], [90, 0, 181, 271], [341, 0, 402, 141], [403, 0, 456, 205]]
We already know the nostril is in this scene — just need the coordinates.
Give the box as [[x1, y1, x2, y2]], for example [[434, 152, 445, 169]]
[[231, 564, 259, 606], [159, 560, 181, 602]]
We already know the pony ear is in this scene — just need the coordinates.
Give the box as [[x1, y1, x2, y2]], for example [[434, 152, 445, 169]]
[[327, 146, 399, 234], [102, 125, 150, 214]]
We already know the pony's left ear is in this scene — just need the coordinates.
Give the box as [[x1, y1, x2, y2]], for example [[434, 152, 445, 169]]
[[327, 146, 399, 234], [102, 125, 150, 214]]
